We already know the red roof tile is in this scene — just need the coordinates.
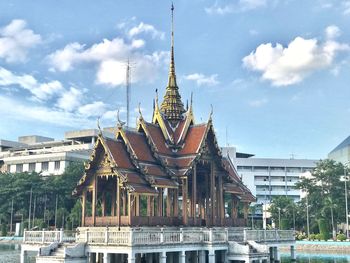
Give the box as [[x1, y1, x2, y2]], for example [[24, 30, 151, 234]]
[[105, 139, 134, 169], [144, 122, 173, 155], [124, 130, 156, 163], [177, 124, 207, 155]]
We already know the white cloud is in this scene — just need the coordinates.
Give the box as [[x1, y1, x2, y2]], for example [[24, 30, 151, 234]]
[[96, 51, 169, 87], [48, 38, 137, 72], [78, 101, 107, 117], [48, 36, 168, 87], [0, 95, 93, 128], [325, 25, 341, 39], [0, 19, 42, 63], [0, 67, 64, 101], [185, 73, 219, 86], [343, 0, 350, 14], [249, 98, 268, 107], [56, 87, 83, 112], [128, 22, 165, 40], [242, 28, 350, 86], [205, 0, 267, 15]]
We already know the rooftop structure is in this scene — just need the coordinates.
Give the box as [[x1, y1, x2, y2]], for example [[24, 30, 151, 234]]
[[0, 129, 112, 176]]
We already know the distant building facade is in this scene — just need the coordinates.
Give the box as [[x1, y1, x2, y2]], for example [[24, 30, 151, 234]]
[[0, 129, 113, 176], [222, 147, 317, 210], [328, 136, 350, 164]]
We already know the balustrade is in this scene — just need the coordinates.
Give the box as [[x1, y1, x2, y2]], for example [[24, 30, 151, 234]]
[[24, 227, 295, 246]]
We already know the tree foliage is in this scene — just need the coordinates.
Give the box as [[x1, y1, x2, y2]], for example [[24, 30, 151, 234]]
[[0, 162, 84, 232]]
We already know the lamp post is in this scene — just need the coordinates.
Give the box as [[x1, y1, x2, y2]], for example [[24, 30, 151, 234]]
[[340, 166, 349, 240], [278, 207, 281, 229], [306, 195, 310, 240]]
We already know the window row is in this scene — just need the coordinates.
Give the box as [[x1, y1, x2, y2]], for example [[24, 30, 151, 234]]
[[15, 161, 61, 173]]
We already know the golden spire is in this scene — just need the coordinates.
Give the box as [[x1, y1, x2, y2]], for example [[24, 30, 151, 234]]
[[160, 3, 186, 125]]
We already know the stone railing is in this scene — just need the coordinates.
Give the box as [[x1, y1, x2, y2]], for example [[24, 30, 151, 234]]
[[75, 227, 229, 246], [23, 229, 76, 244], [244, 230, 294, 242], [24, 227, 295, 246]]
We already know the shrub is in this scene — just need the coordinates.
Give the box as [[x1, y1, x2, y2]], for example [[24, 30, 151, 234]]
[[315, 233, 323, 241], [337, 233, 346, 241], [318, 219, 330, 241], [296, 233, 307, 240], [309, 233, 316, 240], [1, 223, 7, 236]]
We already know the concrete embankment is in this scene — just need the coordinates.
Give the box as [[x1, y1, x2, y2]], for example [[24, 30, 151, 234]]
[[0, 237, 23, 244], [295, 241, 350, 253]]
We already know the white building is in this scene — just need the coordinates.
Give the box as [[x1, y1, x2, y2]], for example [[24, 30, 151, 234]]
[[328, 135, 350, 164], [222, 147, 318, 211], [0, 129, 113, 176]]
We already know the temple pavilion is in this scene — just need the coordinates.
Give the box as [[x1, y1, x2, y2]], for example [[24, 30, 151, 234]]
[[73, 5, 255, 230]]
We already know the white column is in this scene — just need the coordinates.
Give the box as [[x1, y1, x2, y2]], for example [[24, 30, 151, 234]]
[[208, 250, 215, 263], [104, 252, 111, 263], [160, 251, 167, 263], [128, 252, 136, 263], [199, 250, 206, 263], [20, 249, 26, 263], [291, 245, 296, 261], [179, 251, 186, 263]]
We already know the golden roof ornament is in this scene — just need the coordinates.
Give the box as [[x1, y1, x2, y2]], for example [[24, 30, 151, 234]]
[[160, 3, 186, 125]]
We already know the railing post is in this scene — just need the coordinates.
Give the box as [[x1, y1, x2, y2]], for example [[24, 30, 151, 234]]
[[180, 228, 183, 243], [41, 230, 45, 244], [23, 229, 27, 243], [160, 228, 164, 243], [85, 228, 89, 243], [225, 228, 228, 242], [129, 228, 133, 246], [209, 228, 213, 243], [243, 229, 247, 242], [59, 228, 63, 243], [105, 227, 109, 244]]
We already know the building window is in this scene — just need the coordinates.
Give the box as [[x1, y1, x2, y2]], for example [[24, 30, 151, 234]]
[[54, 161, 60, 171], [16, 164, 23, 173], [42, 162, 49, 171], [29, 163, 36, 172]]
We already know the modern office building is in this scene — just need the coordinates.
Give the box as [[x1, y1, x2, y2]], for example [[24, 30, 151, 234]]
[[222, 147, 318, 210], [0, 129, 113, 176], [328, 135, 350, 164]]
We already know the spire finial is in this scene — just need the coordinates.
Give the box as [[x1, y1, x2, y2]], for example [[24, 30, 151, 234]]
[[97, 117, 102, 135], [117, 108, 126, 128], [159, 3, 185, 125], [169, 2, 176, 79]]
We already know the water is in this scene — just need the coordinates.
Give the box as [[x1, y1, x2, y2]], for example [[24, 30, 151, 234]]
[[0, 244, 349, 263], [282, 252, 350, 263], [0, 244, 20, 263]]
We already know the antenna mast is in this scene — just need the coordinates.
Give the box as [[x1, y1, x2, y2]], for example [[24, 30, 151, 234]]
[[126, 59, 131, 128]]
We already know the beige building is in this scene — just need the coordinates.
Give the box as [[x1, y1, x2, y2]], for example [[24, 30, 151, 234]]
[[0, 129, 113, 176]]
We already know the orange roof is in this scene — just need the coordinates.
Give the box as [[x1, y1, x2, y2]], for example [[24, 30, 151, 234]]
[[105, 138, 134, 169], [177, 124, 207, 155]]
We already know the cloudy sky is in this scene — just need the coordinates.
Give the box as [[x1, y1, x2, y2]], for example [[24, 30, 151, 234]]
[[1, 0, 350, 159]]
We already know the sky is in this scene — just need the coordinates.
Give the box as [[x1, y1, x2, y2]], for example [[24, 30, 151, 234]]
[[1, 0, 350, 159]]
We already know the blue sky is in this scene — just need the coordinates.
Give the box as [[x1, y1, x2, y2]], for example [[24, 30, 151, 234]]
[[1, 0, 350, 159]]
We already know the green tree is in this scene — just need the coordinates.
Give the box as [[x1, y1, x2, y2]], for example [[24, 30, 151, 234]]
[[296, 159, 346, 235], [268, 196, 294, 229]]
